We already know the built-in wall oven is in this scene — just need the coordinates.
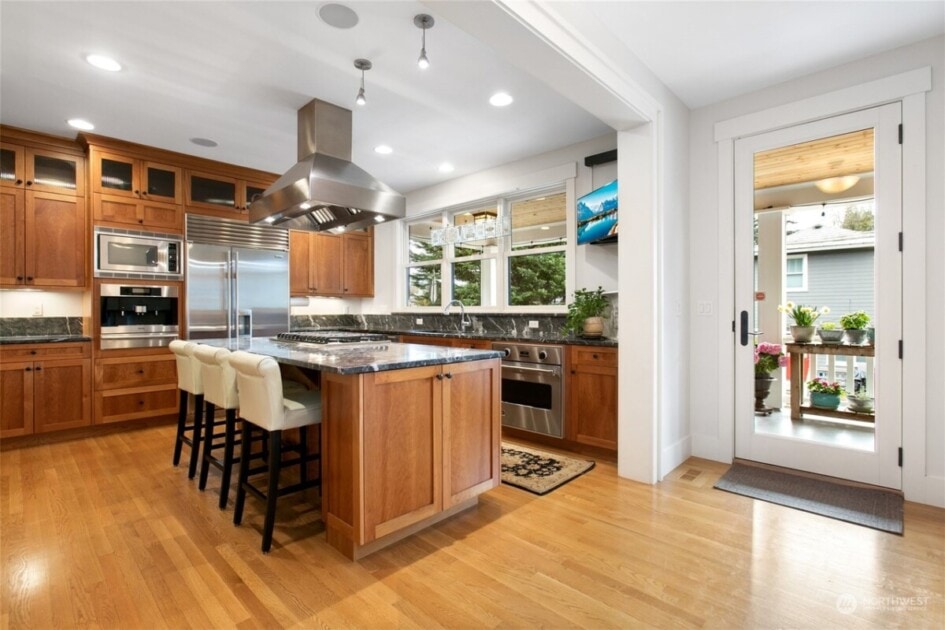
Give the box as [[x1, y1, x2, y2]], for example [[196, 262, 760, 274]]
[[492, 342, 564, 438], [99, 284, 179, 349]]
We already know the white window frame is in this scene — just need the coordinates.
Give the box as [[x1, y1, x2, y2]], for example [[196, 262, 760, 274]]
[[785, 253, 808, 292], [401, 184, 571, 313]]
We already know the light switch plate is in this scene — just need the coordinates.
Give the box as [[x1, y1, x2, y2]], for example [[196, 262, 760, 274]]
[[32, 303, 43, 317], [415, 318, 423, 325], [528, 320, 539, 328]]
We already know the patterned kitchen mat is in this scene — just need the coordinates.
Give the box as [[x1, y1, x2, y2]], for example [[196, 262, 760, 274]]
[[501, 443, 595, 495]]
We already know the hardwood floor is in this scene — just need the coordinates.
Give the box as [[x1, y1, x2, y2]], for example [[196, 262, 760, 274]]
[[2, 421, 943, 629]]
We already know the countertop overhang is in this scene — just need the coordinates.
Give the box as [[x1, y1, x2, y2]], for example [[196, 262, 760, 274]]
[[201, 337, 501, 375]]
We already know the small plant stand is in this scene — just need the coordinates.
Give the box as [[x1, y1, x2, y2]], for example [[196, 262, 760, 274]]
[[786, 342, 876, 423]]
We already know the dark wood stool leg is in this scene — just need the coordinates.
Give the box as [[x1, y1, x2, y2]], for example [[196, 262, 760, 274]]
[[198, 402, 216, 490], [261, 429, 282, 554], [172, 389, 188, 466], [187, 394, 205, 480], [219, 408, 237, 510], [299, 426, 308, 486], [233, 419, 251, 526]]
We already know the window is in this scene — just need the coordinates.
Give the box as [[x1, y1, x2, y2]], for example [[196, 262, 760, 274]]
[[786, 254, 807, 291], [403, 187, 568, 311]]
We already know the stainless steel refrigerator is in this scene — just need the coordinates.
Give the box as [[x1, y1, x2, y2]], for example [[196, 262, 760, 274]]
[[185, 215, 289, 340]]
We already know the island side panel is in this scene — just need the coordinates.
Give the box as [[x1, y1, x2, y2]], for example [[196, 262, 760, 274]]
[[443, 358, 502, 507], [323, 371, 363, 559], [362, 365, 443, 543]]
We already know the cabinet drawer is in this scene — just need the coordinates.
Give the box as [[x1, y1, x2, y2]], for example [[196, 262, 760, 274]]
[[1, 342, 90, 362], [569, 346, 618, 368], [95, 355, 176, 390], [95, 385, 178, 424]]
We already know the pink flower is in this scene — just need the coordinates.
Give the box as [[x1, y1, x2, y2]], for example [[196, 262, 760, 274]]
[[757, 342, 782, 355], [753, 348, 760, 364], [778, 355, 788, 367]]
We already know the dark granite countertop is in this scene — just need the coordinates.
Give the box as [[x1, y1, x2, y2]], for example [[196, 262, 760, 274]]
[[0, 335, 92, 345], [200, 337, 501, 375], [296, 327, 618, 348]]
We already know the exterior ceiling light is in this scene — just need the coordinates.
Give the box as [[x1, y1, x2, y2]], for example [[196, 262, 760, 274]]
[[438, 162, 454, 174], [85, 54, 122, 72], [414, 14, 435, 70], [67, 118, 94, 131], [354, 58, 371, 106], [489, 92, 513, 107], [814, 175, 860, 194], [374, 145, 393, 155]]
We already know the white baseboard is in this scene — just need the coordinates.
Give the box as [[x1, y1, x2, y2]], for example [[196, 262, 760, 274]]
[[691, 434, 727, 463], [660, 435, 692, 477], [919, 475, 945, 508]]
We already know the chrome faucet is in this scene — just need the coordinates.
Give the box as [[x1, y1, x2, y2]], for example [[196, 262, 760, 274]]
[[443, 299, 472, 331]]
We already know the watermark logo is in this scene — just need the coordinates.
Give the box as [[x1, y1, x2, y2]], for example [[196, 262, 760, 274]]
[[836, 593, 858, 615]]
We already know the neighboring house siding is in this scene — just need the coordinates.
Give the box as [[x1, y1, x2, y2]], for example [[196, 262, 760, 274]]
[[795, 248, 874, 324]]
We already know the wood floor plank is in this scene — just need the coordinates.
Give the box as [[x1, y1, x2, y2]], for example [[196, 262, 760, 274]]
[[2, 423, 943, 629]]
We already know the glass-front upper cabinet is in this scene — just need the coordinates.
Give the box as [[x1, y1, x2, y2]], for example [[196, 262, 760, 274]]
[[91, 149, 180, 203], [1, 143, 84, 195], [186, 170, 237, 211]]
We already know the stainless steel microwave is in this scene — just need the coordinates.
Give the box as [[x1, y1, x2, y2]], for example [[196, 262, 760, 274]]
[[95, 231, 182, 277]]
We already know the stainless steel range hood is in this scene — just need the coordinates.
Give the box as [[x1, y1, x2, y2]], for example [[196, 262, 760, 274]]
[[249, 98, 405, 232]]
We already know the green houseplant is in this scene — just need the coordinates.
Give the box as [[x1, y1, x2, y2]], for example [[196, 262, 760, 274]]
[[564, 287, 609, 337], [817, 321, 844, 344], [807, 377, 844, 410], [778, 302, 829, 343], [840, 310, 871, 345]]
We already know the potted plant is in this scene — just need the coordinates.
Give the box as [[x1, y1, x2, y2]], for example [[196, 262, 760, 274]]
[[839, 310, 871, 345], [817, 321, 844, 344], [564, 287, 609, 338], [778, 302, 829, 343], [807, 377, 844, 410], [753, 342, 787, 413], [846, 392, 874, 414]]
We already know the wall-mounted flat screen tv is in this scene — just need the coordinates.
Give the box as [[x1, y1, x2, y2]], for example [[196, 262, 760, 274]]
[[576, 179, 618, 245]]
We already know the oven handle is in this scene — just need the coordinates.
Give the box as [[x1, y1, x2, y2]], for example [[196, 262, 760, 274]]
[[502, 364, 559, 376]]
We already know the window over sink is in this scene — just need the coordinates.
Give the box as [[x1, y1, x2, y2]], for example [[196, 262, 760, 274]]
[[403, 186, 569, 312]]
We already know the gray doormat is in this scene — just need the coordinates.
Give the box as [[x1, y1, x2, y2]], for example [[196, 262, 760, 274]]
[[501, 443, 595, 495], [714, 462, 904, 534]]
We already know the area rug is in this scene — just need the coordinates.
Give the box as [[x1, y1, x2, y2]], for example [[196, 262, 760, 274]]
[[500, 443, 595, 495], [714, 462, 904, 534]]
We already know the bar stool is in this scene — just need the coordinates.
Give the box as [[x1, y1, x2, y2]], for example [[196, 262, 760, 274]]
[[169, 340, 205, 479], [228, 351, 322, 553], [193, 345, 241, 509]]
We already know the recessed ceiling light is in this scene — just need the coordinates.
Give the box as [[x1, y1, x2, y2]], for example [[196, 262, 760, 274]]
[[85, 54, 122, 72], [66, 118, 95, 131], [319, 3, 359, 29], [489, 92, 513, 107], [374, 145, 393, 155], [189, 137, 218, 147], [438, 162, 455, 174]]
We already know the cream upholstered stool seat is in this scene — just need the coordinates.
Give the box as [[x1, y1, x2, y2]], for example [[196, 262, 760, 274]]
[[169, 340, 205, 479], [193, 344, 244, 509], [228, 351, 322, 553]]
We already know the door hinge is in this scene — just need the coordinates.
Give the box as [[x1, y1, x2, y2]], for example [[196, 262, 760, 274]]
[[898, 124, 903, 144], [898, 339, 903, 359], [898, 447, 903, 467], [899, 232, 903, 252]]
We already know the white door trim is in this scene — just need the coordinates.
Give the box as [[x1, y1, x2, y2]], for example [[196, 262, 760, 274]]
[[715, 69, 932, 502]]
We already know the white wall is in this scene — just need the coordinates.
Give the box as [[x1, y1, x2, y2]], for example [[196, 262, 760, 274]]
[[0, 290, 84, 317], [689, 36, 944, 503]]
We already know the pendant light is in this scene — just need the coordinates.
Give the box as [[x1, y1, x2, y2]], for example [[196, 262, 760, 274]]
[[414, 14, 435, 70], [354, 58, 371, 106]]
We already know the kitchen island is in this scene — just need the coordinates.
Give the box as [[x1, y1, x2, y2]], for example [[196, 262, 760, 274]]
[[202, 337, 502, 560]]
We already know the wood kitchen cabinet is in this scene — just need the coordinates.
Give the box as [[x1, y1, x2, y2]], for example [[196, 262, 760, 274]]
[[93, 193, 183, 232], [94, 351, 178, 425], [1, 128, 87, 289], [184, 169, 270, 220], [322, 358, 500, 559], [289, 228, 374, 297], [0, 342, 92, 438], [90, 148, 181, 204], [567, 346, 618, 452]]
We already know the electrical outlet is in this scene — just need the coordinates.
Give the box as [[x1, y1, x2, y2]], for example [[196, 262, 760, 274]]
[[32, 303, 43, 317], [697, 301, 714, 316], [528, 320, 539, 329], [415, 318, 423, 325]]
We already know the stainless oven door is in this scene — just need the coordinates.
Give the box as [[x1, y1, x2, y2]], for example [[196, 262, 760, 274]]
[[499, 360, 564, 438]]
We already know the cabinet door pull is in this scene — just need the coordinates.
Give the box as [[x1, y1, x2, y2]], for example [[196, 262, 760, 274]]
[[24, 367, 32, 372], [34, 366, 42, 371], [30, 350, 37, 355], [445, 372, 452, 379], [15, 276, 23, 282], [26, 276, 33, 282], [15, 178, 22, 185], [592, 353, 599, 359], [436, 374, 444, 380], [137, 369, 145, 374], [25, 180, 32, 186]]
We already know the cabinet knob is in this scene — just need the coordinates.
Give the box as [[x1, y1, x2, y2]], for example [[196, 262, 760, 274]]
[[15, 179, 22, 185], [137, 369, 145, 374], [571, 369, 576, 374], [25, 180, 33, 186], [34, 366, 42, 371], [436, 374, 444, 381], [30, 350, 37, 355], [16, 276, 23, 282], [134, 190, 140, 195], [24, 367, 32, 372], [343, 288, 349, 292], [592, 353, 599, 359], [141, 191, 148, 196], [138, 400, 144, 405], [26, 276, 33, 282], [445, 372, 452, 379], [138, 219, 143, 223]]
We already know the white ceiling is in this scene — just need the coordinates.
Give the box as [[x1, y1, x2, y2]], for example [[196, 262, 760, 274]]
[[1, 1, 942, 194]]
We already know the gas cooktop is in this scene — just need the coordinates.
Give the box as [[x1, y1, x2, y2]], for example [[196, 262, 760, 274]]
[[274, 330, 390, 345]]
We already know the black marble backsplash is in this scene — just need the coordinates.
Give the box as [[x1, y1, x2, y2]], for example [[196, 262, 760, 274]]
[[290, 313, 600, 340], [0, 317, 84, 337]]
